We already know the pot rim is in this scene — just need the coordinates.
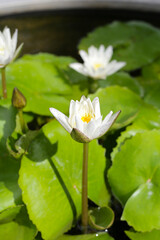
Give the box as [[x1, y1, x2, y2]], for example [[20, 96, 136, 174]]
[[0, 0, 160, 16]]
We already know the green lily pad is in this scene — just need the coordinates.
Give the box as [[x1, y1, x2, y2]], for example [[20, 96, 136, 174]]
[[56, 232, 113, 240], [0, 205, 22, 223], [0, 105, 17, 145], [7, 130, 39, 159], [0, 105, 22, 215], [126, 229, 160, 240], [141, 57, 160, 80], [108, 130, 160, 232], [0, 145, 22, 212], [1, 53, 88, 116], [0, 206, 37, 240], [89, 207, 114, 230], [122, 181, 160, 232], [90, 86, 144, 129], [111, 103, 160, 160], [19, 120, 110, 240], [99, 72, 143, 96], [136, 58, 160, 109], [79, 21, 160, 71]]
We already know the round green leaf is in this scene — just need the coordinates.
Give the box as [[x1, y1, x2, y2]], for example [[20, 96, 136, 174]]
[[108, 130, 160, 231], [19, 120, 110, 240], [0, 147, 22, 213], [99, 72, 143, 96], [89, 207, 114, 230], [2, 53, 87, 116], [56, 232, 113, 240], [90, 86, 144, 129], [0, 206, 22, 223], [0, 105, 22, 215], [126, 229, 160, 240], [0, 222, 35, 240], [111, 103, 160, 160], [141, 79, 160, 109], [137, 58, 160, 109], [0, 105, 17, 144], [122, 182, 160, 231], [0, 206, 37, 240], [79, 21, 160, 71], [142, 57, 160, 80]]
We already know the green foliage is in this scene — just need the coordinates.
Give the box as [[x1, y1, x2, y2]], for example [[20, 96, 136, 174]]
[[136, 57, 160, 109], [108, 131, 160, 231], [0, 53, 88, 116], [90, 85, 144, 128], [0, 206, 37, 240], [19, 120, 110, 240], [126, 229, 160, 240], [89, 207, 114, 230], [0, 106, 22, 216], [57, 232, 114, 240], [79, 21, 160, 71], [99, 72, 143, 96], [1, 20, 160, 239]]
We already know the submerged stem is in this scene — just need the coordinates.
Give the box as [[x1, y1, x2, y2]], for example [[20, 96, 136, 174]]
[[1, 67, 7, 99], [82, 142, 89, 233]]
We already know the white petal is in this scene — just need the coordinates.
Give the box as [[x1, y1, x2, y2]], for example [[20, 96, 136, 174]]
[[92, 97, 101, 119], [12, 29, 18, 52], [84, 120, 97, 139], [79, 50, 89, 62], [105, 45, 113, 63], [68, 100, 76, 127], [88, 46, 97, 57], [102, 111, 113, 125], [69, 100, 75, 117], [0, 32, 5, 45], [75, 116, 84, 133], [49, 108, 72, 133], [80, 95, 87, 102], [86, 117, 102, 139], [69, 62, 88, 76], [0, 53, 9, 66], [99, 45, 105, 53], [86, 97, 94, 112], [12, 43, 23, 62], [107, 61, 126, 76], [93, 111, 120, 139], [3, 27, 11, 46]]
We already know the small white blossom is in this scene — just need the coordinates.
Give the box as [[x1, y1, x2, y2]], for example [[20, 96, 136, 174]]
[[0, 27, 23, 68], [50, 96, 120, 143], [70, 45, 126, 80]]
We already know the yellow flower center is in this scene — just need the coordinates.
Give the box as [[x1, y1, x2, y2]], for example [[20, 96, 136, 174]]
[[94, 63, 103, 70], [81, 113, 93, 123]]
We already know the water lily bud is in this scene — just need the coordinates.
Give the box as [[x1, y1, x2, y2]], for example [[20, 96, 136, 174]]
[[50, 95, 121, 143], [12, 87, 26, 109]]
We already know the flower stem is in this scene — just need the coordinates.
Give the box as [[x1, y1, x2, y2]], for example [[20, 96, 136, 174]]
[[82, 142, 89, 233], [1, 67, 7, 99], [18, 109, 28, 134], [88, 77, 99, 93]]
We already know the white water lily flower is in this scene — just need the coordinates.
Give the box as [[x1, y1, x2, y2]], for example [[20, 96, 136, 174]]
[[70, 45, 126, 80], [0, 27, 23, 68], [50, 96, 120, 143]]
